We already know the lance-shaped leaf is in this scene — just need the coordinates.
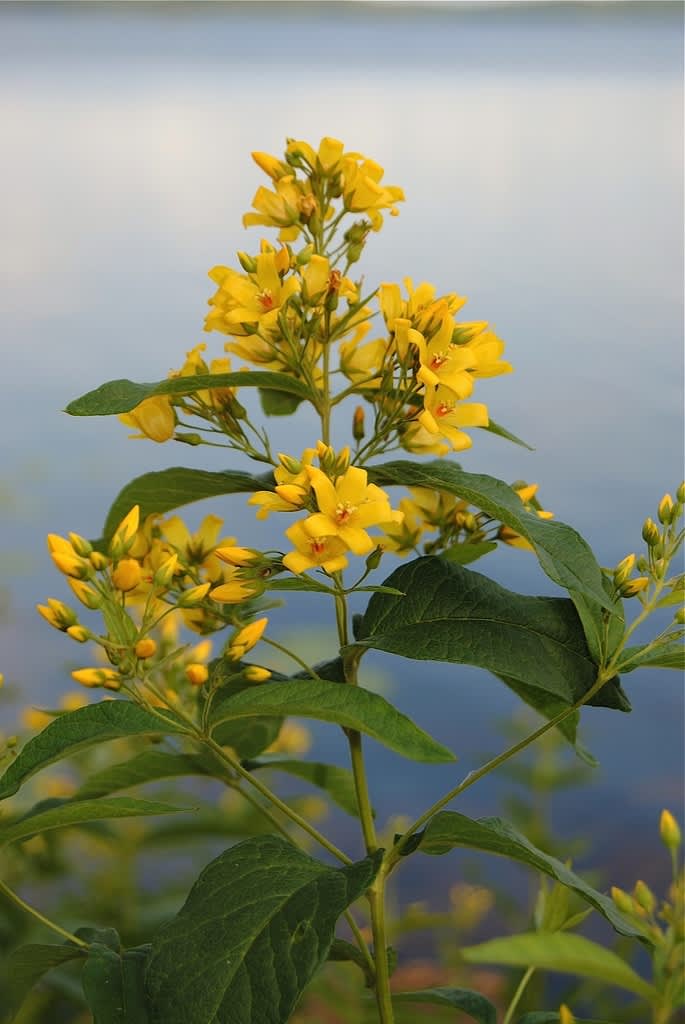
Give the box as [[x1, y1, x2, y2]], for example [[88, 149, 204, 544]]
[[245, 758, 361, 818], [617, 638, 685, 673], [461, 932, 656, 999], [82, 943, 151, 1024], [100, 467, 272, 546], [418, 812, 646, 941], [367, 461, 613, 611], [482, 418, 534, 451], [0, 703, 185, 800], [145, 835, 381, 1024], [356, 557, 629, 712], [74, 751, 214, 801], [208, 678, 455, 764], [393, 987, 497, 1022], [0, 797, 184, 845], [66, 371, 312, 417], [1, 943, 86, 1023]]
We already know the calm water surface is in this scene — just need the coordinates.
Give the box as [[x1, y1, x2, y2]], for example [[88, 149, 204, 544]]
[[0, 3, 683, 901]]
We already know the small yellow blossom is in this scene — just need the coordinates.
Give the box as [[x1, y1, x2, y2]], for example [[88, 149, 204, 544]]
[[36, 599, 77, 631], [67, 578, 102, 609], [303, 465, 402, 556], [50, 550, 92, 580], [176, 582, 212, 607], [206, 248, 299, 339], [215, 546, 261, 567], [419, 387, 489, 451], [242, 175, 315, 242], [414, 316, 477, 397], [266, 720, 312, 756], [209, 568, 260, 604], [341, 156, 404, 230], [66, 624, 89, 643], [282, 521, 349, 575], [110, 506, 140, 553], [162, 515, 231, 567], [119, 396, 175, 443]]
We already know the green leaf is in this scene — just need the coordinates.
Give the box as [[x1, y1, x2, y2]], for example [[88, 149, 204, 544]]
[[0, 797, 184, 844], [267, 576, 335, 594], [570, 575, 625, 666], [259, 388, 304, 416], [418, 812, 646, 941], [356, 557, 629, 712], [618, 639, 685, 673], [82, 943, 150, 1023], [327, 938, 374, 986], [0, 702, 185, 800], [461, 932, 656, 999], [100, 467, 271, 546], [74, 752, 213, 800], [145, 835, 381, 1024], [0, 943, 85, 1023], [367, 461, 613, 611], [481, 418, 534, 451], [66, 371, 312, 416], [246, 758, 361, 818], [209, 678, 455, 764], [207, 660, 284, 759], [393, 987, 496, 1022], [442, 541, 498, 566], [75, 926, 121, 951]]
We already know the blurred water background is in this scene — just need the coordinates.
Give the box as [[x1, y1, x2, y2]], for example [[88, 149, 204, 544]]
[[0, 1, 683, 909]]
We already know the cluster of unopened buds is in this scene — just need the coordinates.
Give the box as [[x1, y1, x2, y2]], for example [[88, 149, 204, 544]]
[[612, 483, 685, 613]]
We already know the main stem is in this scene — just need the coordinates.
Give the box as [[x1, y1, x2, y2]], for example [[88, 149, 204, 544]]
[[335, 586, 395, 1024]]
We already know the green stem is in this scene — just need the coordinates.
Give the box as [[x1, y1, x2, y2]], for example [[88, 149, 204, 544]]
[[0, 878, 89, 948], [261, 636, 322, 680], [502, 966, 535, 1024], [367, 880, 395, 1024], [386, 672, 611, 873]]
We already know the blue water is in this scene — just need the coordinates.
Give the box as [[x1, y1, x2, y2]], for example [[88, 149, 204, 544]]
[[0, 2, 683, 908]]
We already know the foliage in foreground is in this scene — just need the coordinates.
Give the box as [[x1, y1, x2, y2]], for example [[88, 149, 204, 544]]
[[0, 136, 683, 1023]]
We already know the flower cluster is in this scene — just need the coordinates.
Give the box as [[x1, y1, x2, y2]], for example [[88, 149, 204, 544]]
[[250, 442, 403, 575], [612, 482, 685, 611], [39, 506, 273, 696]]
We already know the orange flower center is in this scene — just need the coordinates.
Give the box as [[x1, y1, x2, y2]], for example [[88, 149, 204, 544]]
[[335, 501, 357, 524], [310, 537, 327, 556], [435, 402, 454, 418], [257, 289, 275, 311], [430, 350, 449, 370]]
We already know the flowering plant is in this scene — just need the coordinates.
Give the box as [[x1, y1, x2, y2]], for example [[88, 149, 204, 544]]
[[1, 137, 683, 1024]]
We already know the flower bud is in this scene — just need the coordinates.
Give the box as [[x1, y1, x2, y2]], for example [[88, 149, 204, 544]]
[[243, 666, 271, 683], [365, 547, 383, 572], [177, 583, 212, 607], [660, 809, 681, 850], [611, 886, 634, 915], [89, 550, 109, 571], [677, 481, 685, 504], [66, 624, 90, 643], [658, 494, 674, 525], [228, 617, 268, 661], [559, 1007, 575, 1024], [237, 250, 257, 273], [620, 576, 649, 598], [296, 244, 314, 267], [613, 553, 636, 586], [215, 546, 261, 567], [636, 555, 649, 573], [68, 533, 92, 557], [185, 663, 209, 687], [37, 599, 78, 631], [154, 553, 179, 588], [71, 667, 121, 690], [51, 551, 92, 580], [275, 484, 306, 506], [175, 432, 203, 446], [135, 637, 157, 659], [653, 558, 667, 580], [110, 506, 140, 556], [111, 559, 142, 593], [633, 880, 655, 915], [353, 406, 365, 442], [67, 578, 102, 609], [642, 518, 660, 546], [278, 453, 303, 475], [674, 606, 685, 625]]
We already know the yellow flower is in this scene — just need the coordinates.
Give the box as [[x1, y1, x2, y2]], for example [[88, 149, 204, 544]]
[[67, 578, 102, 609], [110, 506, 140, 554], [162, 514, 231, 568], [497, 483, 554, 551], [242, 175, 314, 242], [119, 396, 175, 443], [419, 386, 489, 451], [215, 546, 261, 567], [303, 466, 402, 556], [228, 617, 268, 660], [379, 279, 466, 336], [36, 599, 77, 631], [399, 421, 450, 457], [461, 327, 513, 378], [414, 316, 477, 397], [66, 625, 90, 643], [21, 707, 52, 731], [282, 520, 349, 575], [50, 550, 92, 580], [266, 720, 312, 756], [339, 336, 386, 387], [341, 156, 404, 230], [286, 136, 346, 175], [135, 637, 157, 659], [378, 498, 425, 556], [251, 150, 290, 180], [243, 666, 271, 683], [205, 249, 299, 341]]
